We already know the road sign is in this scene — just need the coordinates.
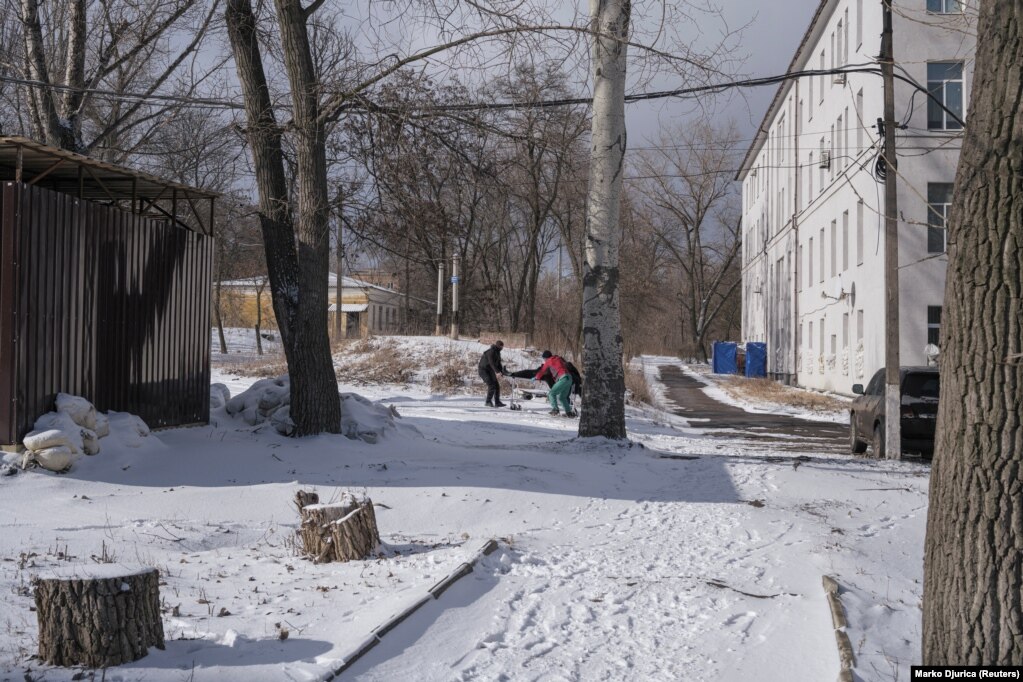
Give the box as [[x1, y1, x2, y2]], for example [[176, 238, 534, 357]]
[[451, 276, 460, 284]]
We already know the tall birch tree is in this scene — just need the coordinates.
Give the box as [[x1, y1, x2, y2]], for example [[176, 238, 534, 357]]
[[579, 0, 629, 439]]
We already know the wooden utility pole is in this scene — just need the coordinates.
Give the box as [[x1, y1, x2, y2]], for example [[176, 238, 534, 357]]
[[450, 253, 460, 339], [881, 0, 902, 460], [435, 261, 444, 336], [334, 189, 344, 341]]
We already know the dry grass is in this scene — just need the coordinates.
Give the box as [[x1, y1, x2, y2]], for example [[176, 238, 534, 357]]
[[719, 376, 846, 412], [227, 356, 289, 378], [625, 368, 654, 406], [430, 361, 469, 393], [335, 342, 418, 386]]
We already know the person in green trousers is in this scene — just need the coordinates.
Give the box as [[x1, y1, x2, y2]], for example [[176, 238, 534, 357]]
[[535, 350, 576, 417]]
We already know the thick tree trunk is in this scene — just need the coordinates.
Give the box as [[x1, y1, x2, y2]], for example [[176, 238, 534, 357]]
[[296, 491, 380, 563], [226, 0, 341, 435], [274, 0, 342, 435], [922, 2, 1023, 665], [579, 0, 629, 439], [34, 567, 164, 667]]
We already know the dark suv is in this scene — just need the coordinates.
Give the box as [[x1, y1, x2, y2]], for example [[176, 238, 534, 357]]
[[850, 367, 940, 458]]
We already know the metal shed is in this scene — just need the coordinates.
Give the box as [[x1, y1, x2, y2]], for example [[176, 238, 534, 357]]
[[0, 136, 215, 445]]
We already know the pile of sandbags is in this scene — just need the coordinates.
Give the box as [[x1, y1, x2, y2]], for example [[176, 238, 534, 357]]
[[218, 378, 410, 443], [23, 394, 118, 472], [224, 377, 295, 436]]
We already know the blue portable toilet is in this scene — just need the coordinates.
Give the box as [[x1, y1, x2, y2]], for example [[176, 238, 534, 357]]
[[712, 341, 738, 374], [745, 342, 768, 378]]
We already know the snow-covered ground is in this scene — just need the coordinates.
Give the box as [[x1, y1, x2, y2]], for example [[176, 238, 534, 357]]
[[0, 333, 929, 681]]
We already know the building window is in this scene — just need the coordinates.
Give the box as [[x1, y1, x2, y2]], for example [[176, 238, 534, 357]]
[[843, 9, 849, 63], [842, 211, 849, 271], [809, 152, 814, 199], [843, 313, 849, 349], [836, 115, 843, 168], [808, 237, 814, 286], [819, 228, 825, 283], [831, 334, 837, 356], [830, 219, 837, 277], [856, 200, 864, 265], [857, 309, 864, 343], [856, 89, 864, 153], [928, 61, 964, 130], [928, 306, 943, 346], [927, 0, 961, 13], [819, 51, 825, 103], [809, 321, 814, 349], [856, 0, 863, 47], [927, 182, 954, 253], [820, 318, 825, 351], [819, 137, 826, 192]]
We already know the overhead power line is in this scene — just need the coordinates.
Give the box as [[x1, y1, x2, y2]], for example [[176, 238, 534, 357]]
[[0, 64, 966, 128]]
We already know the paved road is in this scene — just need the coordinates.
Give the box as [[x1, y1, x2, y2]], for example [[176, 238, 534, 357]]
[[657, 365, 851, 455]]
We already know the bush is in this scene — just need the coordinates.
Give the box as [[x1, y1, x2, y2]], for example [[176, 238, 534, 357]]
[[430, 362, 469, 393], [625, 368, 654, 406], [335, 343, 417, 386]]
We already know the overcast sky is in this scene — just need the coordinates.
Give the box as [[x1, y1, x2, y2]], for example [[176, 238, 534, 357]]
[[624, 0, 810, 149]]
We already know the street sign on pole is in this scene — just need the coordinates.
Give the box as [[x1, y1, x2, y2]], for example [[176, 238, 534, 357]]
[[451, 276, 459, 284]]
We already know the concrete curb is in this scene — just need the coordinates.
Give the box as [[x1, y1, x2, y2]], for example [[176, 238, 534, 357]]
[[822, 575, 856, 682], [323, 538, 500, 680]]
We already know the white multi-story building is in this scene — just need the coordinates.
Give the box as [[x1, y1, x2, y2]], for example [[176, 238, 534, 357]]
[[737, 0, 974, 393]]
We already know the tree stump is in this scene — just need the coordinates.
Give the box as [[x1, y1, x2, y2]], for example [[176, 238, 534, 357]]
[[296, 490, 380, 563], [34, 566, 164, 667]]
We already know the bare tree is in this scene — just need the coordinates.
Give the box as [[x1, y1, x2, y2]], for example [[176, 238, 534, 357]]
[[10, 0, 222, 157], [635, 121, 742, 360], [922, 0, 1023, 665], [579, 0, 630, 439], [226, 0, 340, 435]]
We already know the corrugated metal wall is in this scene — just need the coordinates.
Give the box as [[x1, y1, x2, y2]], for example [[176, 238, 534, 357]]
[[0, 182, 212, 444]]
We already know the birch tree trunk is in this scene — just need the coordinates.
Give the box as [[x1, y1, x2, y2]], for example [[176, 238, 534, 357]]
[[922, 1, 1023, 664], [579, 0, 629, 439]]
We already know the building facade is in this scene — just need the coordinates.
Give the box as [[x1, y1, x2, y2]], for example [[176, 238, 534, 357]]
[[218, 273, 428, 339], [737, 0, 974, 393]]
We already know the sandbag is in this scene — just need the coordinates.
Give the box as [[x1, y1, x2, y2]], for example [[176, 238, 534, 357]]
[[33, 446, 74, 472], [23, 429, 73, 452], [55, 394, 97, 430]]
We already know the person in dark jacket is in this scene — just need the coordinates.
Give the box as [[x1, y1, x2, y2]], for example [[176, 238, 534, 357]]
[[478, 340, 506, 407], [535, 350, 576, 417]]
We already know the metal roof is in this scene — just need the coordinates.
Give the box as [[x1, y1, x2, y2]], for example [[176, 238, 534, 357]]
[[0, 136, 218, 205]]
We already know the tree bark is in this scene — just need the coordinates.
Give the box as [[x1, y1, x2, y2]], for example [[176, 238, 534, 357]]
[[226, 0, 341, 435], [579, 0, 629, 440], [922, 1, 1023, 665], [296, 491, 380, 563], [34, 568, 165, 667]]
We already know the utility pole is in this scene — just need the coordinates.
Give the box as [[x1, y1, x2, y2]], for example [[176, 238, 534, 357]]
[[435, 260, 444, 336], [557, 242, 563, 299], [450, 253, 460, 339], [334, 188, 344, 341], [881, 0, 902, 460]]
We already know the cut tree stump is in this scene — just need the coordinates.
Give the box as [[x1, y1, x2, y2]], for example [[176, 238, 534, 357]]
[[34, 565, 164, 667], [296, 491, 380, 563]]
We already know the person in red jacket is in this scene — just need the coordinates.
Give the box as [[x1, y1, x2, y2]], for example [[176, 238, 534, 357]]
[[535, 350, 576, 417]]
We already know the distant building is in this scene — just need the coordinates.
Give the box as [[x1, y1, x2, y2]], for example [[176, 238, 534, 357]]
[[737, 0, 974, 393], [217, 273, 431, 339]]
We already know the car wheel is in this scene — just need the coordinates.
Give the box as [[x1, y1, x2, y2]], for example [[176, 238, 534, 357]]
[[850, 415, 867, 454], [872, 422, 886, 459]]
